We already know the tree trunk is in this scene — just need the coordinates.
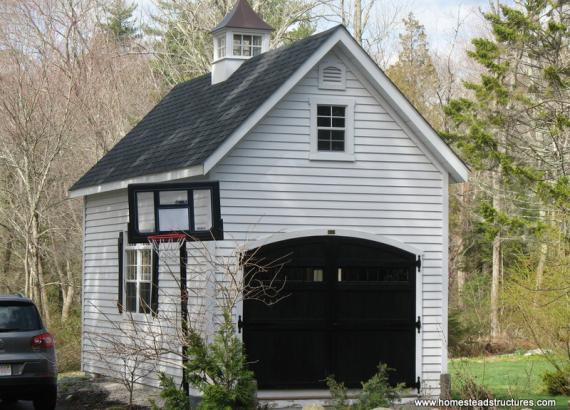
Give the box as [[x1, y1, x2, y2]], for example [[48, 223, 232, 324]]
[[61, 260, 75, 322], [490, 234, 501, 342], [534, 242, 547, 306], [1, 238, 13, 293], [353, 0, 363, 45], [457, 268, 466, 308], [340, 0, 347, 26], [490, 172, 501, 343], [37, 259, 51, 326], [30, 212, 50, 326]]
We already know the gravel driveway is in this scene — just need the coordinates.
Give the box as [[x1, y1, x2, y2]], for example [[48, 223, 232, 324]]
[[0, 372, 161, 410]]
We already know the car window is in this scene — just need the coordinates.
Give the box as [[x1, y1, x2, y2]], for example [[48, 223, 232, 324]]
[[0, 303, 41, 331]]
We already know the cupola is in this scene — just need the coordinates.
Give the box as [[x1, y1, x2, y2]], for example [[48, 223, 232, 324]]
[[211, 0, 273, 84]]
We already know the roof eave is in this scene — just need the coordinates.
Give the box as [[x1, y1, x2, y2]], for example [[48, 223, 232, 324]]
[[211, 26, 274, 34], [68, 164, 204, 198]]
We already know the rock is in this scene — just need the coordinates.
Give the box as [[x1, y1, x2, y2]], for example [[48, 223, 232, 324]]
[[524, 348, 551, 356], [302, 405, 325, 410]]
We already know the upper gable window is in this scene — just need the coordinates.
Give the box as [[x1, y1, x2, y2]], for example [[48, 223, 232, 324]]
[[317, 105, 346, 152], [233, 34, 262, 57], [310, 97, 355, 162], [319, 63, 346, 90]]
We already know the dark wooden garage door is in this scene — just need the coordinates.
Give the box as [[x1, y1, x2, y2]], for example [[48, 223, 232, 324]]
[[242, 236, 418, 390]]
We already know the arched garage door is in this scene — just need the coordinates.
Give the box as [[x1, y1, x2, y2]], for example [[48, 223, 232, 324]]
[[242, 236, 418, 389]]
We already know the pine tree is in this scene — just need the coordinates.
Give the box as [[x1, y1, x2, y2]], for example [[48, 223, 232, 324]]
[[386, 13, 439, 126], [100, 0, 139, 44], [444, 0, 570, 343]]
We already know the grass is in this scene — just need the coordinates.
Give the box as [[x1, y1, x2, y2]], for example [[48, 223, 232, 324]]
[[449, 354, 569, 409]]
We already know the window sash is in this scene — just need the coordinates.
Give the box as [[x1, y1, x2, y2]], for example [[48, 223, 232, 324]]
[[317, 105, 346, 152], [134, 188, 213, 234], [233, 34, 262, 57], [216, 36, 226, 59], [124, 247, 153, 314]]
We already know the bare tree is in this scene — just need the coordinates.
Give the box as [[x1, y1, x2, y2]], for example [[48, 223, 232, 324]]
[[319, 0, 412, 68], [85, 236, 288, 399], [0, 0, 160, 323]]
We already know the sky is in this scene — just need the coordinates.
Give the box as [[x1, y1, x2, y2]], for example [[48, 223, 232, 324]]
[[132, 0, 512, 57]]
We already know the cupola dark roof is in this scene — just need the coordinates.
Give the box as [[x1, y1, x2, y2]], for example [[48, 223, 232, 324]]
[[211, 0, 273, 33]]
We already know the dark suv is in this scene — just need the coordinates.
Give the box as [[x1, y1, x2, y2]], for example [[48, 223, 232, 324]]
[[0, 295, 57, 410]]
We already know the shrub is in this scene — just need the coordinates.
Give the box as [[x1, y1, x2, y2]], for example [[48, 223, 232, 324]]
[[50, 309, 81, 372], [448, 308, 481, 357], [357, 364, 404, 409], [186, 310, 257, 410], [151, 373, 192, 410], [326, 363, 404, 410], [542, 366, 570, 396], [454, 367, 496, 409], [325, 375, 349, 409]]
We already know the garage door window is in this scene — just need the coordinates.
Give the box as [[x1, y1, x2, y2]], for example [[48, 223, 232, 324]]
[[338, 266, 409, 282]]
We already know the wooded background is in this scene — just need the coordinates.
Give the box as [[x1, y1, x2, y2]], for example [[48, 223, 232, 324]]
[[0, 0, 568, 370]]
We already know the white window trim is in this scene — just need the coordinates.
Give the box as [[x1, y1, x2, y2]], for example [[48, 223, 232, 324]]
[[309, 96, 355, 162], [319, 63, 346, 90], [123, 242, 153, 317]]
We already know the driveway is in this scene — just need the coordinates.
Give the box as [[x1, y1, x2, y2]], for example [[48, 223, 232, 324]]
[[0, 373, 160, 410]]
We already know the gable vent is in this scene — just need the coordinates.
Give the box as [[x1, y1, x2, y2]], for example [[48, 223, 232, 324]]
[[319, 63, 346, 90]]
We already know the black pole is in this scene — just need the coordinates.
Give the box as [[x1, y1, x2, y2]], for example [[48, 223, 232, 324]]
[[180, 242, 190, 396]]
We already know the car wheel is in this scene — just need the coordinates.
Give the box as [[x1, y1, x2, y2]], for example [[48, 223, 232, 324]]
[[33, 386, 57, 410]]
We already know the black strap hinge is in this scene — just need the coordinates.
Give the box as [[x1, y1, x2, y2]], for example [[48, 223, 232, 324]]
[[415, 316, 421, 333], [416, 255, 422, 271], [238, 315, 243, 334]]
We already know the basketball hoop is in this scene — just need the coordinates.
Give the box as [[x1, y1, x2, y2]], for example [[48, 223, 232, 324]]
[[147, 233, 187, 242], [147, 233, 187, 251]]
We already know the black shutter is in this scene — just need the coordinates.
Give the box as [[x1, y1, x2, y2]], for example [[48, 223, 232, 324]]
[[117, 232, 124, 314], [151, 248, 159, 316]]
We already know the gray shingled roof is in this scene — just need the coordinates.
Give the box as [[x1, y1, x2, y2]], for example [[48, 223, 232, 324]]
[[70, 26, 340, 192]]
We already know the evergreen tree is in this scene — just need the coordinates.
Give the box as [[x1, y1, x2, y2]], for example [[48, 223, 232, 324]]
[[386, 13, 439, 126], [100, 0, 139, 44], [444, 0, 570, 343]]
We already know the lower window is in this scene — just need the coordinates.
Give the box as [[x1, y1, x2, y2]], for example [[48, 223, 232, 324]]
[[125, 247, 153, 313]]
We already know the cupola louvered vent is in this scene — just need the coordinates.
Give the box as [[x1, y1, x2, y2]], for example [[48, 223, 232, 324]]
[[319, 63, 346, 90]]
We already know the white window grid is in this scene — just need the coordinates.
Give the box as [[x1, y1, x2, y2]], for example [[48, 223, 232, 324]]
[[317, 105, 346, 152], [216, 36, 226, 59], [233, 34, 262, 57], [125, 246, 152, 314]]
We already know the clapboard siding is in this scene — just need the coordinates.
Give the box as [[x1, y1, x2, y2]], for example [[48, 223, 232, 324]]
[[81, 47, 448, 395], [82, 191, 185, 387], [207, 50, 447, 393]]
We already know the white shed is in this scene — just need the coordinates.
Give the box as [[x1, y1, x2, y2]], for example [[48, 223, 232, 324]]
[[69, 0, 468, 400]]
